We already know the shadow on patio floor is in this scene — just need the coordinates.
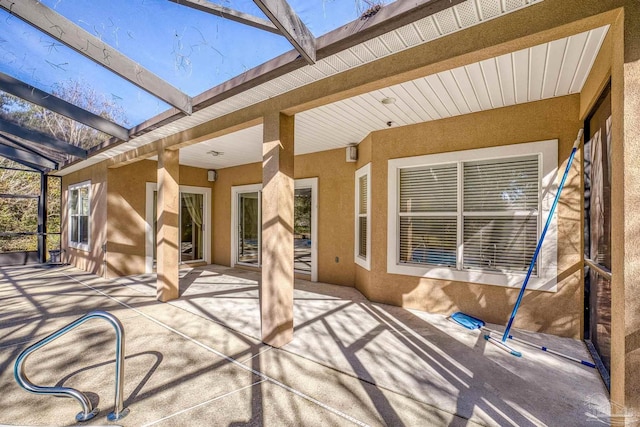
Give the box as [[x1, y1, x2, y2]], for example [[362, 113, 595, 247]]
[[0, 264, 610, 426]]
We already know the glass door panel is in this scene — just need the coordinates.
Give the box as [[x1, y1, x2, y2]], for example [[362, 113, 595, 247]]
[[153, 191, 157, 261], [238, 192, 260, 265], [181, 193, 204, 262], [153, 190, 205, 263], [234, 183, 315, 278], [294, 188, 312, 274]]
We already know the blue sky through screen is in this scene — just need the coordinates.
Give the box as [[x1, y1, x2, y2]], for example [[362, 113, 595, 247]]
[[1, 0, 392, 127], [0, 7, 169, 127]]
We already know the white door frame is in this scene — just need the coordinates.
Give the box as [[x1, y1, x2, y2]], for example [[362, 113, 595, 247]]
[[231, 183, 262, 270], [231, 178, 318, 282], [145, 182, 212, 273]]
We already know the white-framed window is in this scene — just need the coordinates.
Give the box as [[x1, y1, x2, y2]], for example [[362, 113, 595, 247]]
[[355, 163, 371, 270], [387, 140, 559, 291], [231, 178, 318, 281], [68, 180, 90, 251]]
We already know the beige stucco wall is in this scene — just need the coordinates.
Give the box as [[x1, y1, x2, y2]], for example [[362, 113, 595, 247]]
[[57, 0, 640, 414], [609, 2, 640, 415], [106, 159, 213, 277], [207, 96, 583, 338], [105, 160, 155, 277], [61, 162, 108, 276], [358, 95, 584, 338], [211, 147, 356, 287], [60, 2, 624, 339], [211, 162, 262, 267], [296, 148, 355, 286]]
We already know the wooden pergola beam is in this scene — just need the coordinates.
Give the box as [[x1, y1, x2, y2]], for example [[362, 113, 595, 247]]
[[0, 72, 130, 141], [169, 0, 280, 34], [0, 118, 87, 159], [0, 0, 192, 115], [65, 0, 464, 168], [253, 0, 316, 64]]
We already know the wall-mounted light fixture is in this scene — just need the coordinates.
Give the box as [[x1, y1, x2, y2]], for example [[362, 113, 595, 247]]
[[346, 145, 358, 162], [207, 170, 218, 182]]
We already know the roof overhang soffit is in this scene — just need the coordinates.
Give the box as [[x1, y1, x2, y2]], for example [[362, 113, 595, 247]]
[[0, 0, 193, 115], [0, 72, 130, 142]]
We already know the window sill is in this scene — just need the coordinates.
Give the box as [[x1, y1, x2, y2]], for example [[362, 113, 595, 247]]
[[387, 263, 557, 292], [69, 243, 90, 253], [355, 256, 370, 271]]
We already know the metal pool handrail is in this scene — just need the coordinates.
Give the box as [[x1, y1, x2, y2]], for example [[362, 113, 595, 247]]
[[14, 310, 129, 422]]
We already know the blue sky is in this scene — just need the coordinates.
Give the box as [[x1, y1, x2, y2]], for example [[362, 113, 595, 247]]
[[0, 0, 391, 126]]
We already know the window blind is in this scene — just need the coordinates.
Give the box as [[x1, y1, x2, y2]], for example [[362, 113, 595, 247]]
[[464, 155, 539, 211], [463, 216, 538, 272], [400, 164, 457, 212], [359, 217, 367, 257], [357, 174, 368, 258], [399, 163, 457, 267], [400, 217, 457, 266], [463, 155, 539, 273], [359, 175, 367, 215]]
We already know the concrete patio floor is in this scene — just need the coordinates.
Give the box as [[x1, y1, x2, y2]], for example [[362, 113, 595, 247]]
[[0, 264, 609, 426]]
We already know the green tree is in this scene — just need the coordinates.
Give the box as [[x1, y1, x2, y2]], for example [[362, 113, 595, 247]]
[[0, 79, 126, 253], [1, 79, 126, 150]]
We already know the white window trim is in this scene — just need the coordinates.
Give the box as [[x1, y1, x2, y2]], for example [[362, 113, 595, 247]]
[[387, 140, 559, 292], [68, 180, 91, 252], [355, 163, 371, 271], [145, 183, 212, 273], [231, 179, 318, 282]]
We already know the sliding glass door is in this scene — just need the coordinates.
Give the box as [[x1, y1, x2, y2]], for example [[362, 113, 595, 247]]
[[146, 184, 210, 271], [232, 179, 317, 279]]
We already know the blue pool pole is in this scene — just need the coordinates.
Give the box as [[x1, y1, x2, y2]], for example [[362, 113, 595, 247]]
[[501, 130, 583, 344]]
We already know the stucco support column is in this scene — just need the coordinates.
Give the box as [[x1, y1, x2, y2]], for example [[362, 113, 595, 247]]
[[261, 112, 294, 347], [157, 147, 180, 302], [611, 2, 640, 420]]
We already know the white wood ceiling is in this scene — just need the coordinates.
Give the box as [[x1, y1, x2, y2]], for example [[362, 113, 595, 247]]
[[178, 125, 263, 169], [179, 25, 609, 170]]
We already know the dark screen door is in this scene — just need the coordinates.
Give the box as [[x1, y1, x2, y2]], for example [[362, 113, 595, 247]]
[[584, 83, 612, 388]]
